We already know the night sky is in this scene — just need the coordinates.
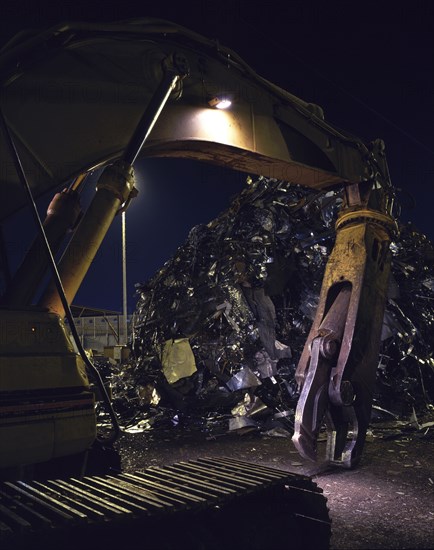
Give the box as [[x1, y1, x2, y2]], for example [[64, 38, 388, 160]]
[[1, 1, 433, 313]]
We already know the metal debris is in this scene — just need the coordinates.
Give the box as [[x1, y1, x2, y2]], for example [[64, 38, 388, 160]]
[[161, 338, 197, 384], [226, 367, 262, 391], [96, 177, 434, 439]]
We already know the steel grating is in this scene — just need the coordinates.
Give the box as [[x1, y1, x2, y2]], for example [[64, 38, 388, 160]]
[[0, 457, 331, 549]]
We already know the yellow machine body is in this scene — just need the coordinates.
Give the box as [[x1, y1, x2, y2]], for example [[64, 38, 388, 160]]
[[0, 309, 96, 468]]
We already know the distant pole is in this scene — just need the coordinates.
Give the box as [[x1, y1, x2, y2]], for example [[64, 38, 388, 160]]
[[121, 211, 128, 345]]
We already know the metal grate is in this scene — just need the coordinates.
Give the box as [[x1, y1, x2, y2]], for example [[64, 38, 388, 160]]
[[1, 457, 331, 549]]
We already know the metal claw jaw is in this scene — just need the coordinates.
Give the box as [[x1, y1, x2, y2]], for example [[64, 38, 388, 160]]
[[325, 402, 360, 468], [292, 336, 334, 463], [292, 335, 361, 468], [292, 342, 362, 469], [292, 201, 395, 469]]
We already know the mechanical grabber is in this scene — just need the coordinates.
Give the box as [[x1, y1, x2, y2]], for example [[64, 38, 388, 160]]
[[293, 140, 398, 468]]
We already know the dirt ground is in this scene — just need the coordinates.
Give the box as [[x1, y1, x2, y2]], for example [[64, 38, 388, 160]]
[[116, 424, 434, 550]]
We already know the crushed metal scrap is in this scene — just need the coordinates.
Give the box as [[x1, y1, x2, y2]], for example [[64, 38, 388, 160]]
[[96, 177, 434, 439]]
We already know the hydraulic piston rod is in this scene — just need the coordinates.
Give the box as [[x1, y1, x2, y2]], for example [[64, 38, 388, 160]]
[[39, 54, 189, 317], [2, 185, 82, 306], [38, 161, 135, 315]]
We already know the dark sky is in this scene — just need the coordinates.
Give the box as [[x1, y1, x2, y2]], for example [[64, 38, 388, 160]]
[[1, 1, 433, 313]]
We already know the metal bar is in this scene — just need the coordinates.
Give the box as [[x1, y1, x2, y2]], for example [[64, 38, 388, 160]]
[[121, 210, 128, 344], [168, 463, 255, 492], [168, 463, 247, 491], [34, 481, 106, 521], [122, 70, 181, 166], [120, 472, 204, 505], [199, 457, 290, 479], [205, 456, 293, 476], [0, 502, 32, 531], [172, 462, 258, 488], [196, 458, 281, 482], [91, 477, 167, 511], [148, 466, 233, 496], [127, 470, 219, 501], [53, 480, 130, 516], [7, 482, 81, 523], [0, 488, 52, 528], [76, 478, 149, 514], [117, 474, 187, 507]]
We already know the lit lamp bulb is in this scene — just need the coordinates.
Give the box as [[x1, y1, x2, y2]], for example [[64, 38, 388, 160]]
[[208, 96, 232, 109]]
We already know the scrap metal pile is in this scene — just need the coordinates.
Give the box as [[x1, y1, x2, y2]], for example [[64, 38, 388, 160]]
[[98, 177, 434, 438]]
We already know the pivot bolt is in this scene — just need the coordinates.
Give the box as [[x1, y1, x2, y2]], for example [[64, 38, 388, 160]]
[[173, 53, 190, 77], [320, 337, 338, 359]]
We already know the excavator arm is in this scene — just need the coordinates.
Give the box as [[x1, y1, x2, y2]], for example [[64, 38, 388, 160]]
[[0, 18, 380, 214], [0, 19, 397, 472]]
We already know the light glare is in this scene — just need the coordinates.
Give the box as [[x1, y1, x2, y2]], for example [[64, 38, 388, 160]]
[[215, 99, 232, 110], [208, 96, 232, 109]]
